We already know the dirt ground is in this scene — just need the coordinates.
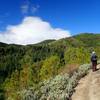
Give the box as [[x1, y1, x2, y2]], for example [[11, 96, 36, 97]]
[[72, 64, 100, 100]]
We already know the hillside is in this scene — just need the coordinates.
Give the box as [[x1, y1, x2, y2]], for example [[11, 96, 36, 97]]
[[0, 33, 100, 100]]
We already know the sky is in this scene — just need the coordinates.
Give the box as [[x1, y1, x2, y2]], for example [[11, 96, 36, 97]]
[[0, 0, 100, 44]]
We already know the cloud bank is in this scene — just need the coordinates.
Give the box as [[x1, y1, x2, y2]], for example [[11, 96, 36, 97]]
[[0, 17, 71, 45]]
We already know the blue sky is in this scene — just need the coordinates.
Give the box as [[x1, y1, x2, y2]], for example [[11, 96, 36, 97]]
[[0, 0, 100, 44]]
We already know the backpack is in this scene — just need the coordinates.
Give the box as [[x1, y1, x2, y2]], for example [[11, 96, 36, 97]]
[[91, 54, 97, 61]]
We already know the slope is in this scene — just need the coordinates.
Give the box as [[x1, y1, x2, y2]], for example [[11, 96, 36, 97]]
[[0, 33, 100, 99], [72, 64, 100, 100]]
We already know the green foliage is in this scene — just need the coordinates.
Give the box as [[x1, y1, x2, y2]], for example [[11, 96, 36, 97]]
[[0, 89, 5, 100], [0, 45, 25, 83], [0, 33, 100, 99], [27, 62, 43, 85], [64, 47, 90, 64], [40, 55, 60, 80], [19, 64, 90, 100], [75, 33, 100, 47]]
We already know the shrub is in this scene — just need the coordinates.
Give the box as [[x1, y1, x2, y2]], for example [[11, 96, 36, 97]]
[[20, 64, 90, 100]]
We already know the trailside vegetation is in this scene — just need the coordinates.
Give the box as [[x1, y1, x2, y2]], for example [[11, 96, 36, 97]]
[[0, 33, 100, 99]]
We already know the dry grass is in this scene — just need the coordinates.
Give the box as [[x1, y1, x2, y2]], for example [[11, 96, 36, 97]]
[[59, 64, 80, 75]]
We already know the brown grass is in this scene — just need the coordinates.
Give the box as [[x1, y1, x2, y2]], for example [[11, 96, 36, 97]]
[[59, 64, 80, 75]]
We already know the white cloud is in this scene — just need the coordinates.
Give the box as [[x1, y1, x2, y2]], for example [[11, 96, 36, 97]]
[[21, 4, 29, 14], [0, 16, 71, 45], [21, 0, 39, 14], [31, 5, 40, 13]]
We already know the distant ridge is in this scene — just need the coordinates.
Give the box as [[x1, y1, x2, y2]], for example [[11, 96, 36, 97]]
[[0, 33, 100, 46]]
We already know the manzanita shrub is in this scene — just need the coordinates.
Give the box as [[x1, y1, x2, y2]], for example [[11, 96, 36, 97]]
[[19, 64, 90, 100]]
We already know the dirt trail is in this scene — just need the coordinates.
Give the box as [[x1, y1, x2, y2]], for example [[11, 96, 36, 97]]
[[72, 64, 100, 100]]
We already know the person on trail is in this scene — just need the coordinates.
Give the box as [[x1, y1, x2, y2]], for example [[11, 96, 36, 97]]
[[91, 51, 98, 72]]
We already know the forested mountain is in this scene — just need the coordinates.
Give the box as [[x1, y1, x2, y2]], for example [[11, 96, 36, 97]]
[[0, 33, 100, 100]]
